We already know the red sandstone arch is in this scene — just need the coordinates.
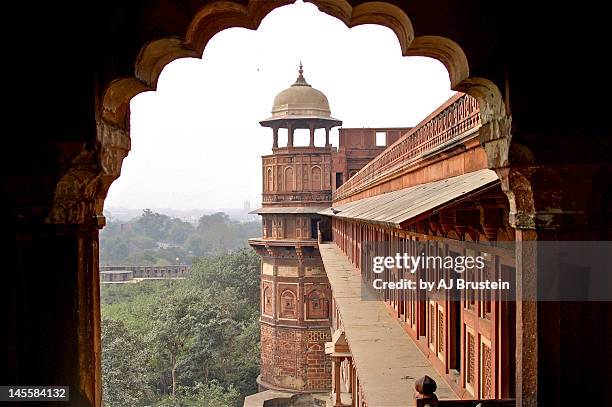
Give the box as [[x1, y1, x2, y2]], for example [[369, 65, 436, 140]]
[[100, 0, 506, 131], [27, 4, 610, 407], [96, 0, 511, 224], [267, 168, 274, 192], [306, 288, 329, 319], [37, 2, 521, 405], [311, 166, 322, 190], [279, 289, 297, 319], [263, 286, 273, 315], [284, 166, 295, 191]]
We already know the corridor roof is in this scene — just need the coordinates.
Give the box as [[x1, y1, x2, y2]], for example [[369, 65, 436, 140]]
[[319, 169, 499, 228]]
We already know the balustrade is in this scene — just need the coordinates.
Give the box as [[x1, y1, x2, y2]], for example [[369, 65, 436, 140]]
[[262, 191, 332, 203], [334, 94, 480, 200]]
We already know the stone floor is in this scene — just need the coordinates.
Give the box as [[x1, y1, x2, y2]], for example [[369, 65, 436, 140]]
[[319, 243, 457, 407]]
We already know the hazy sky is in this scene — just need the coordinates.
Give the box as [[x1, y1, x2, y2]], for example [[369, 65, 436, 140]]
[[104, 0, 455, 211]]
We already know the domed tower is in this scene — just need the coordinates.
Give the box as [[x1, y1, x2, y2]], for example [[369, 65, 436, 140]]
[[249, 64, 341, 394]]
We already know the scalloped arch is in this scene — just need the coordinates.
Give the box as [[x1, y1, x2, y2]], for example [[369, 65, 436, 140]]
[[101, 0, 507, 161], [404, 35, 469, 89], [94, 0, 513, 230]]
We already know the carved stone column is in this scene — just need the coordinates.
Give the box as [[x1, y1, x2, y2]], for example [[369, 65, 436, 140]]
[[333, 356, 343, 406], [288, 124, 294, 147], [273, 127, 279, 149], [496, 163, 612, 407], [346, 357, 352, 393], [310, 125, 315, 147]]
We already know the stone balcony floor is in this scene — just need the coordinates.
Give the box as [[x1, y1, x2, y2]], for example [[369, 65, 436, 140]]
[[319, 243, 457, 407]]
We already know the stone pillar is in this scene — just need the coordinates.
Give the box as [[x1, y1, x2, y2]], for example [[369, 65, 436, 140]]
[[309, 125, 315, 147], [288, 124, 294, 147], [351, 363, 356, 407], [325, 127, 330, 147], [513, 228, 538, 407], [273, 127, 278, 148], [333, 356, 342, 406], [497, 164, 612, 407], [7, 217, 104, 407], [347, 357, 352, 393]]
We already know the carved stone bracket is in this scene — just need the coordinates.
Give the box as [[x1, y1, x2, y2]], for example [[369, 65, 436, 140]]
[[495, 165, 600, 231], [45, 120, 130, 226]]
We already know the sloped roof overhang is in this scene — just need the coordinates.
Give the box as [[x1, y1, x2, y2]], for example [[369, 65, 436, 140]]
[[319, 169, 500, 229]]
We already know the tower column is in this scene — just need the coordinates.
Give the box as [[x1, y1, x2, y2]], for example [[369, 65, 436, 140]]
[[288, 124, 294, 147], [309, 125, 315, 147], [273, 127, 278, 148], [325, 127, 330, 147]]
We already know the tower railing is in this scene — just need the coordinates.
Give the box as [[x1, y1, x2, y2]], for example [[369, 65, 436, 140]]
[[333, 93, 481, 201], [262, 191, 332, 203]]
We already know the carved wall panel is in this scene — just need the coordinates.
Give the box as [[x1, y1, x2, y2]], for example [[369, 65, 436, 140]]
[[279, 288, 298, 319]]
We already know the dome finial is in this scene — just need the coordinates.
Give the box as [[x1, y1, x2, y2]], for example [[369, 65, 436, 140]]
[[294, 60, 308, 86]]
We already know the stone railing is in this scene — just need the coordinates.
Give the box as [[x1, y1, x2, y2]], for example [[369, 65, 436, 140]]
[[262, 191, 332, 203], [333, 93, 480, 201]]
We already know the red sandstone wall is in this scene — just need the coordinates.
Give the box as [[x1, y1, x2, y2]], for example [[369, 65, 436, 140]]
[[335, 138, 487, 205], [260, 324, 332, 392]]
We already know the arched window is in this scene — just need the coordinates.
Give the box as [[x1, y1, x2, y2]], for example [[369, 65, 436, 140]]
[[267, 168, 273, 192], [306, 289, 328, 319], [311, 166, 322, 190], [284, 166, 294, 191], [263, 286, 273, 315], [280, 289, 297, 319]]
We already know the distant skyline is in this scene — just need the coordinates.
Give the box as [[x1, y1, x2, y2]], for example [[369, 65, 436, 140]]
[[104, 0, 455, 210]]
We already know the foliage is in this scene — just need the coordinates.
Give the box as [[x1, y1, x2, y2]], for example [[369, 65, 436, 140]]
[[100, 249, 261, 406], [155, 381, 240, 407], [190, 248, 261, 304], [102, 318, 151, 407], [100, 210, 259, 266]]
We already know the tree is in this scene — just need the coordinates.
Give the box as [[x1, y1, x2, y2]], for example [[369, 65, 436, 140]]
[[167, 219, 195, 244], [191, 249, 261, 304], [100, 249, 262, 406], [149, 289, 199, 402], [196, 212, 230, 234], [136, 209, 172, 241], [101, 318, 151, 407], [155, 381, 240, 407]]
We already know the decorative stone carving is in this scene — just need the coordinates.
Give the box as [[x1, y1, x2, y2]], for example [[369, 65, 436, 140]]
[[46, 120, 129, 225], [280, 289, 297, 319]]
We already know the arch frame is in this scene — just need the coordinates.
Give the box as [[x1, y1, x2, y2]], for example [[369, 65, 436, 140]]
[[90, 0, 511, 229], [44, 5, 516, 405]]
